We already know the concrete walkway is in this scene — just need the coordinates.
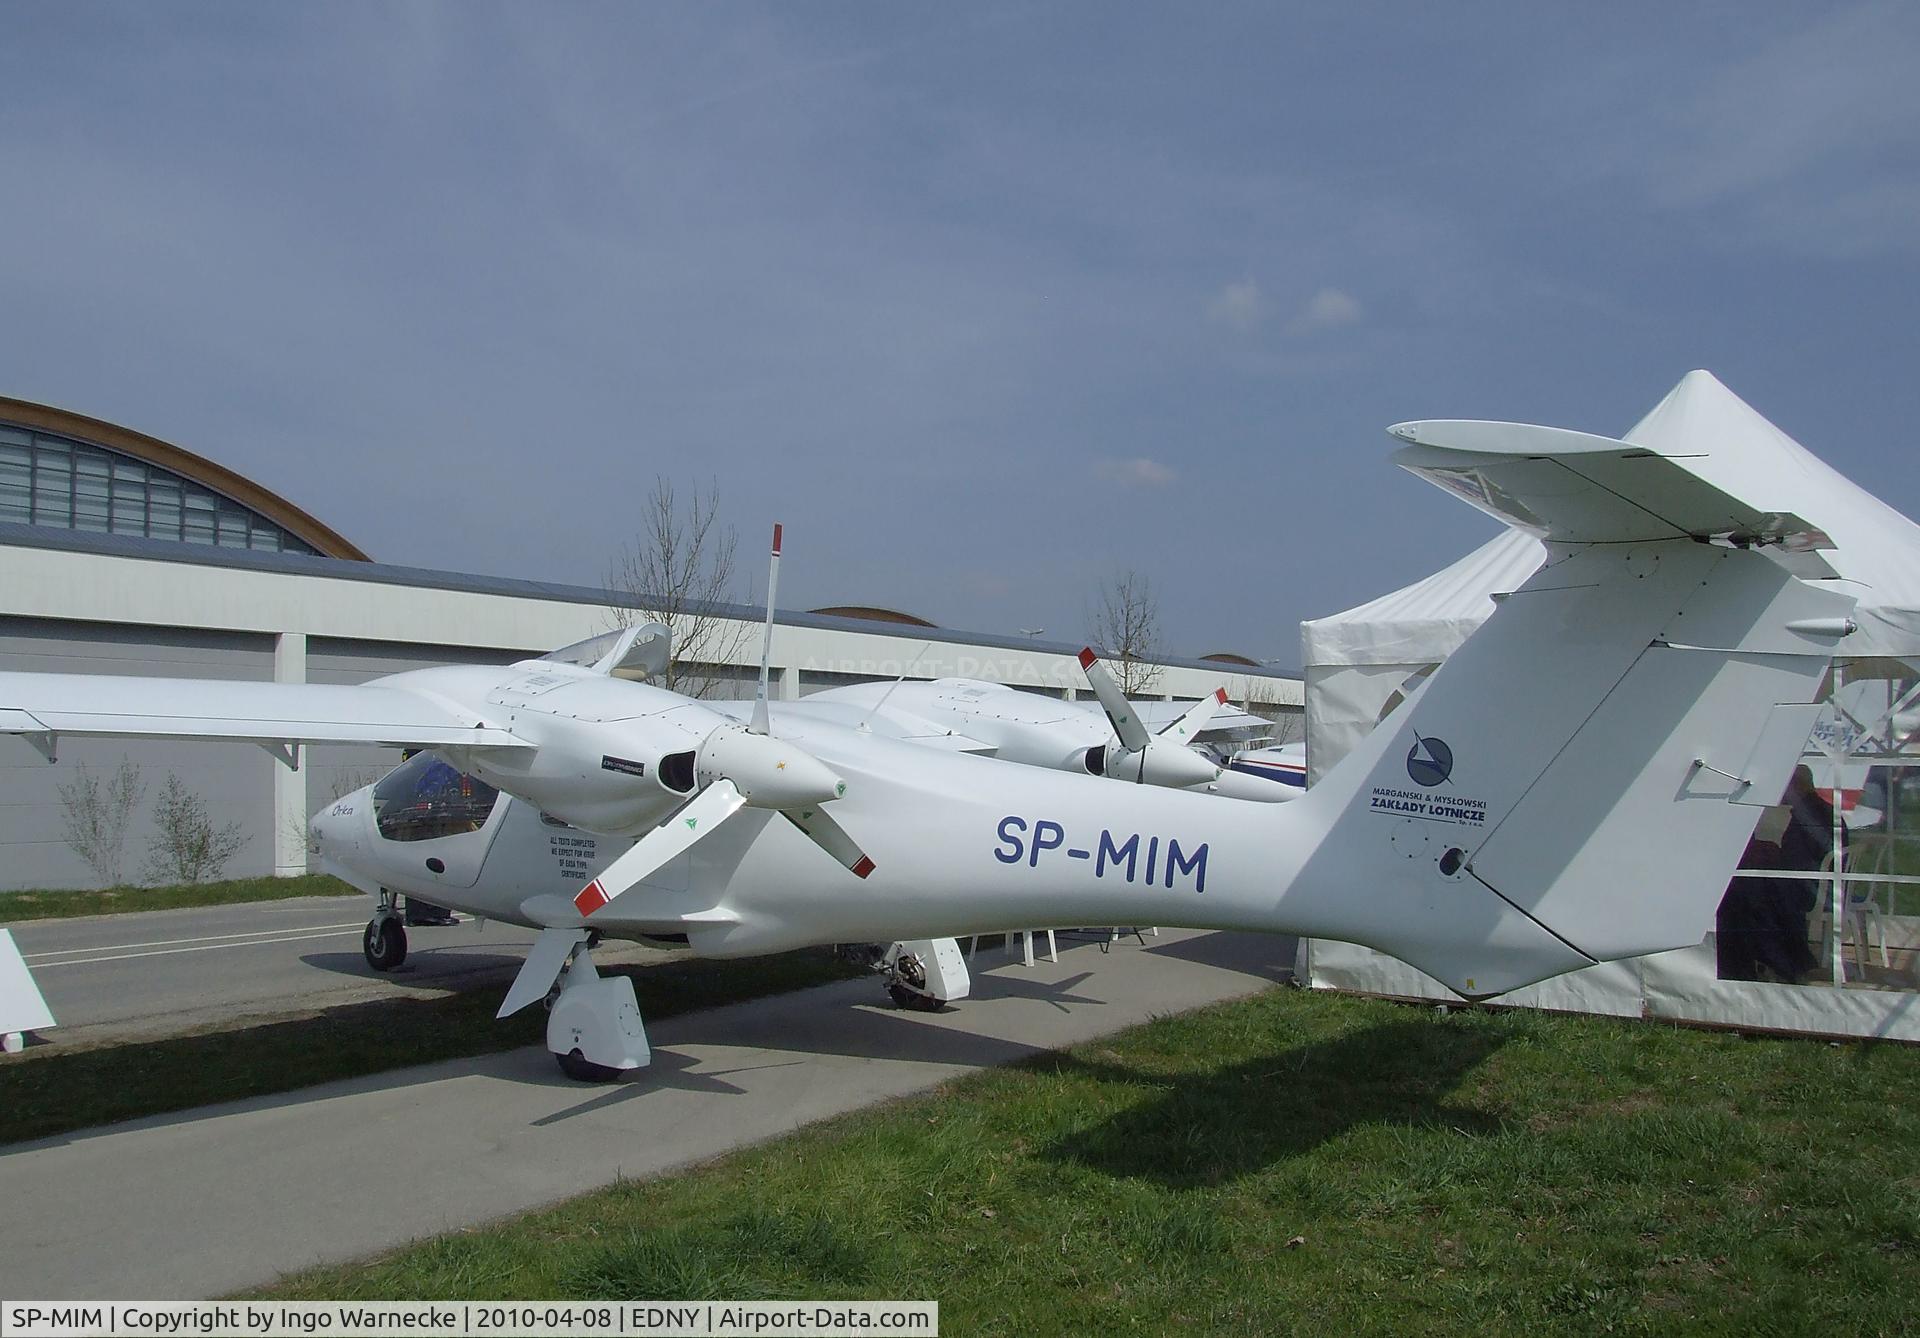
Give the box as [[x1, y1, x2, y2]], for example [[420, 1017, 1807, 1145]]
[[0, 929, 1293, 1300]]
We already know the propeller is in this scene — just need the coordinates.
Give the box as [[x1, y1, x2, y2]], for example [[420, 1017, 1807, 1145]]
[[1078, 647, 1226, 789], [1077, 647, 1153, 755], [575, 524, 873, 920]]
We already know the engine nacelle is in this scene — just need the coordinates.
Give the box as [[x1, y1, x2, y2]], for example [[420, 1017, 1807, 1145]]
[[1099, 742, 1221, 790], [464, 709, 713, 835], [695, 723, 844, 809]]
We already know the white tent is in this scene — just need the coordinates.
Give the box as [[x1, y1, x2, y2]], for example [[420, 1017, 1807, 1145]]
[[1300, 370, 1920, 1039]]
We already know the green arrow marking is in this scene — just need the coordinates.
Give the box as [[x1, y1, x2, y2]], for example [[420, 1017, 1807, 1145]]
[[685, 818, 699, 830]]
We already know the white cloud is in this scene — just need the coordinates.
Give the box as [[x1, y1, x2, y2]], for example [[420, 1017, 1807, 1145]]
[[1094, 457, 1176, 487], [1288, 286, 1364, 334], [1207, 278, 1268, 330]]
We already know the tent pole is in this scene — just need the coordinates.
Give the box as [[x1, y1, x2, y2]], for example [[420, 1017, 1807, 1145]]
[[1830, 659, 1848, 988]]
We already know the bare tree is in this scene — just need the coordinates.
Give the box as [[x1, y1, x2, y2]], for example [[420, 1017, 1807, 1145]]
[[1240, 692, 1305, 746], [1088, 569, 1165, 696], [142, 774, 249, 885], [58, 756, 146, 887], [1236, 677, 1301, 731], [604, 477, 752, 698]]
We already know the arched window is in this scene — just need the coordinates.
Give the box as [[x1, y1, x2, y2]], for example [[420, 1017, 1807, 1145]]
[[0, 420, 324, 555]]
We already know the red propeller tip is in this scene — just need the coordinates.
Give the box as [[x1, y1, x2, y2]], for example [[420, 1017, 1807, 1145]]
[[771, 522, 783, 555], [574, 880, 610, 917], [1215, 687, 1228, 703], [1077, 647, 1097, 670], [851, 855, 876, 879]]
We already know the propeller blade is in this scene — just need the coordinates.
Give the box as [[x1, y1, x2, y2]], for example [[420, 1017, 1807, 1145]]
[[750, 523, 782, 736], [574, 779, 747, 918], [1159, 686, 1229, 742], [782, 804, 876, 878], [1077, 648, 1151, 753]]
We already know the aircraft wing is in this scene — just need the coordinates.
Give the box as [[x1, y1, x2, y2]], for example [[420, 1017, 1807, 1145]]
[[707, 697, 997, 755], [0, 671, 529, 753]]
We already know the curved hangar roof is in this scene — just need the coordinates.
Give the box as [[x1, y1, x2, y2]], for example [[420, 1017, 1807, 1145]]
[[806, 605, 938, 628], [0, 395, 367, 560]]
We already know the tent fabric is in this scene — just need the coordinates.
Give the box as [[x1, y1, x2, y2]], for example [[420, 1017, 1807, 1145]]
[[1303, 662, 1433, 785], [1619, 370, 1920, 658], [1306, 937, 1920, 1042], [1299, 527, 1543, 669]]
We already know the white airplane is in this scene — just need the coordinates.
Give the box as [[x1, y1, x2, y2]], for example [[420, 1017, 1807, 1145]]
[[0, 413, 1856, 1083], [1222, 741, 1307, 791], [300, 637, 1270, 1027], [798, 656, 1285, 800]]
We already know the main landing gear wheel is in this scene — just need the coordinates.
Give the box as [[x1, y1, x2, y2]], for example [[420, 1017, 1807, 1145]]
[[557, 1047, 624, 1083], [363, 916, 407, 971], [887, 981, 944, 1012]]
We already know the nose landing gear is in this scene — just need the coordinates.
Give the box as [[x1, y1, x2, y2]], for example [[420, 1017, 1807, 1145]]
[[363, 893, 408, 971]]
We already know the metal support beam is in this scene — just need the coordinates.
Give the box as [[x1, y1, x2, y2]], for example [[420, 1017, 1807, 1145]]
[[272, 632, 309, 878]]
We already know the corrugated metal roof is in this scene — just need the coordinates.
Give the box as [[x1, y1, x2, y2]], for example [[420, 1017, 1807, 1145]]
[[0, 521, 1300, 678]]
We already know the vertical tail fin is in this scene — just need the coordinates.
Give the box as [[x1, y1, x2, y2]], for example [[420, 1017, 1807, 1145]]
[[1292, 421, 1853, 997]]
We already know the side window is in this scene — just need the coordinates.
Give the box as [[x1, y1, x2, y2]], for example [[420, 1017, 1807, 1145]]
[[372, 753, 500, 842]]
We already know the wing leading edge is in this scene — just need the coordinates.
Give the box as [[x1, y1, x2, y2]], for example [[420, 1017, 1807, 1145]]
[[0, 671, 528, 755]]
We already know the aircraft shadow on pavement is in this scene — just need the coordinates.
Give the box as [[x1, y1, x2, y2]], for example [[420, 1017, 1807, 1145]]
[[299, 949, 531, 987], [528, 1050, 813, 1125], [961, 970, 1106, 1013], [1135, 929, 1299, 979], [483, 975, 1094, 1114], [1041, 1017, 1506, 1190]]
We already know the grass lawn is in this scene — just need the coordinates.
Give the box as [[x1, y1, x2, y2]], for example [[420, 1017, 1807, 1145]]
[[0, 872, 358, 922], [0, 950, 863, 1146], [254, 986, 1920, 1335]]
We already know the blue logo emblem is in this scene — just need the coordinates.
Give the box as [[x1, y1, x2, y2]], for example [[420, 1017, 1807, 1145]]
[[1406, 733, 1453, 788]]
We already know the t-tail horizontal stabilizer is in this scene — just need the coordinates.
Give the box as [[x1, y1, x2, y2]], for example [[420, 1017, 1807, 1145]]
[[1388, 419, 1837, 576], [1288, 422, 1856, 999]]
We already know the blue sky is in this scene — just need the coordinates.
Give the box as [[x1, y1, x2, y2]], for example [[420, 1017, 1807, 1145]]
[[3, 3, 1916, 666]]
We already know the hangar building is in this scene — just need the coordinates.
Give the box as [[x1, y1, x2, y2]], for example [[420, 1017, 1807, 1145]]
[[0, 397, 1301, 890]]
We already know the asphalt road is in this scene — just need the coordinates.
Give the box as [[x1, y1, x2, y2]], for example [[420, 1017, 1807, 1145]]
[[0, 928, 1296, 1300], [7, 896, 672, 1047]]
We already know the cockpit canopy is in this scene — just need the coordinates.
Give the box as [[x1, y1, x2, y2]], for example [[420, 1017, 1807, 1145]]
[[372, 752, 500, 843]]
